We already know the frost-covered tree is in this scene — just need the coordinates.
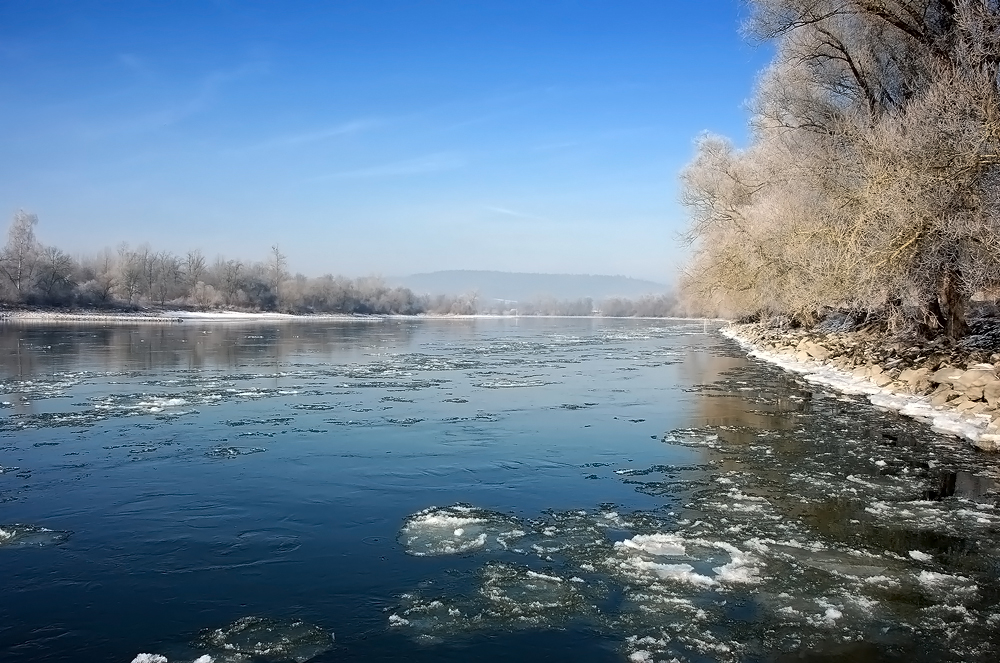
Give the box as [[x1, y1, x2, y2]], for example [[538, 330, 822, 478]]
[[681, 0, 1000, 337], [0, 210, 41, 301]]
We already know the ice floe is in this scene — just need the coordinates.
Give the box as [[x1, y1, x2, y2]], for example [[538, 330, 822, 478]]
[[398, 505, 524, 556], [188, 616, 332, 663], [0, 524, 71, 548]]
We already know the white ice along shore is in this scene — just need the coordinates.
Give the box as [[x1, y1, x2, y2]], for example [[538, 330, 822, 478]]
[[722, 326, 1000, 448]]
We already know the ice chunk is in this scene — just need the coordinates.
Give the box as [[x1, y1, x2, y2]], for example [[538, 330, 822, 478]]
[[615, 533, 686, 557], [0, 524, 71, 548], [917, 571, 978, 600], [399, 505, 523, 556], [711, 542, 762, 584], [909, 550, 933, 562], [194, 616, 333, 663], [131, 655, 168, 663]]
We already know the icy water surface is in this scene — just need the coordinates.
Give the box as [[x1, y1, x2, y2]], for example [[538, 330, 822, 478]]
[[0, 319, 998, 662]]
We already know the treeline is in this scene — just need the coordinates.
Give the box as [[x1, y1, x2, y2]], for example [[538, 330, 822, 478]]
[[681, 0, 1000, 338], [0, 212, 683, 317], [472, 293, 683, 317], [0, 211, 424, 314]]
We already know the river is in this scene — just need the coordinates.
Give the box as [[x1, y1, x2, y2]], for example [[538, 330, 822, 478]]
[[0, 318, 997, 662]]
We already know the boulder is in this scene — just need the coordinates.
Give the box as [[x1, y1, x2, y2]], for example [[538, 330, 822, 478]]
[[929, 366, 965, 385], [930, 389, 960, 406], [805, 344, 830, 361], [954, 368, 998, 389], [898, 366, 929, 384], [965, 385, 985, 402], [984, 381, 1000, 408], [872, 373, 894, 388]]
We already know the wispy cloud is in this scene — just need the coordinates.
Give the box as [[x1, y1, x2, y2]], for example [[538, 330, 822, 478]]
[[312, 152, 465, 180], [235, 119, 381, 152], [483, 206, 550, 222], [84, 59, 268, 138]]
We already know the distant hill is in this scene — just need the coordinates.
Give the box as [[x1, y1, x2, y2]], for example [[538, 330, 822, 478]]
[[394, 270, 668, 303]]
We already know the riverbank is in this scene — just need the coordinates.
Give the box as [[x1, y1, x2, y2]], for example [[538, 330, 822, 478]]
[[0, 307, 717, 324], [0, 308, 385, 323], [725, 322, 1000, 452]]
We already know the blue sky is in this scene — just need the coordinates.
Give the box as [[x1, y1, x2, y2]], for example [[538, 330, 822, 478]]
[[0, 1, 770, 283]]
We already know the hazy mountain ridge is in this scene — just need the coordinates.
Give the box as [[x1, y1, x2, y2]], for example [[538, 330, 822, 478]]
[[395, 270, 668, 303]]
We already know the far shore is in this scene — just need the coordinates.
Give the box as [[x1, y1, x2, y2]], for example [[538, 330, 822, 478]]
[[0, 307, 724, 324]]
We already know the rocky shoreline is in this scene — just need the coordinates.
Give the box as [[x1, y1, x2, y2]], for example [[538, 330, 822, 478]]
[[725, 322, 1000, 453]]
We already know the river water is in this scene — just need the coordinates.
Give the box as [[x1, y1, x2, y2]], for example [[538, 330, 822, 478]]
[[0, 318, 997, 663]]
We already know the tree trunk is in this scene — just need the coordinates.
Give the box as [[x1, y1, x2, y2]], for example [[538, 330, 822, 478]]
[[937, 267, 968, 339]]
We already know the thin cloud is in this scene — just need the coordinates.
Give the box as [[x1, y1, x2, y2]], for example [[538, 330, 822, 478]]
[[235, 119, 381, 152], [484, 206, 550, 222], [117, 53, 151, 77], [312, 152, 465, 180], [84, 59, 268, 138]]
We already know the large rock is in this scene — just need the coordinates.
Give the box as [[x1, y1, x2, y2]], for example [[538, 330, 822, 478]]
[[955, 368, 998, 389], [965, 385, 985, 402], [984, 381, 1000, 408], [930, 389, 960, 406], [805, 343, 830, 361], [898, 367, 929, 384], [929, 366, 965, 385], [872, 372, 894, 388]]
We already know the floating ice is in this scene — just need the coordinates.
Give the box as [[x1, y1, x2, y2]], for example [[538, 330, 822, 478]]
[[399, 505, 523, 556], [909, 550, 933, 562], [917, 571, 979, 600], [204, 446, 266, 459], [0, 524, 71, 548], [194, 616, 332, 663], [615, 533, 686, 557], [131, 655, 168, 663], [710, 542, 762, 584], [136, 397, 189, 413]]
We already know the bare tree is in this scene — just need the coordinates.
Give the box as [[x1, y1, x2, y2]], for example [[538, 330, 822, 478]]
[[268, 244, 288, 309], [0, 210, 41, 301], [34, 246, 76, 302], [184, 250, 206, 296], [116, 244, 143, 305], [219, 258, 244, 306]]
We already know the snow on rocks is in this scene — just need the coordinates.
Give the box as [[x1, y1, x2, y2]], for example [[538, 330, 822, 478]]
[[723, 324, 1000, 451]]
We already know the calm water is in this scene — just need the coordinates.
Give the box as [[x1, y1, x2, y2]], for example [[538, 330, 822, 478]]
[[0, 318, 997, 663]]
